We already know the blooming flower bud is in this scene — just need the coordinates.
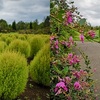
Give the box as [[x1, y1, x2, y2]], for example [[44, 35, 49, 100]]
[[74, 81, 82, 90], [54, 40, 59, 49], [67, 53, 80, 65], [64, 11, 73, 25], [80, 34, 84, 43], [64, 77, 72, 84], [69, 36, 74, 45], [88, 30, 96, 38], [55, 82, 68, 95]]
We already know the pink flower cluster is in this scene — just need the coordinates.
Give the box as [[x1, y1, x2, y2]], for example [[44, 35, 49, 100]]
[[60, 36, 74, 48], [67, 53, 80, 65], [69, 36, 74, 45], [50, 36, 59, 53], [79, 30, 95, 43], [88, 30, 96, 38], [74, 81, 82, 90], [50, 36, 55, 40], [60, 40, 70, 48], [54, 40, 59, 49], [58, 76, 72, 84], [54, 81, 68, 95], [64, 11, 73, 25], [54, 76, 82, 95], [55, 77, 72, 95], [81, 81, 89, 88], [64, 77, 72, 84], [72, 70, 87, 79], [80, 34, 84, 43]]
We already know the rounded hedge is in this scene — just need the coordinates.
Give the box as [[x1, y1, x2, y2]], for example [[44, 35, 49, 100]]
[[30, 43, 50, 86], [0, 41, 7, 53], [0, 51, 28, 100], [0, 35, 7, 42], [38, 35, 50, 43], [29, 35, 45, 57], [18, 35, 26, 40], [5, 37, 13, 45], [7, 39, 31, 58]]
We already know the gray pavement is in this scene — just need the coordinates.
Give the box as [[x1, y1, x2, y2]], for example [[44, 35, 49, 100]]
[[73, 41, 100, 99]]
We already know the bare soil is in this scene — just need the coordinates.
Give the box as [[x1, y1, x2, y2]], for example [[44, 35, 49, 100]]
[[16, 77, 50, 100]]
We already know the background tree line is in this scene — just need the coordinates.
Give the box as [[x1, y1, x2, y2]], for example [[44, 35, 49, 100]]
[[0, 16, 50, 34]]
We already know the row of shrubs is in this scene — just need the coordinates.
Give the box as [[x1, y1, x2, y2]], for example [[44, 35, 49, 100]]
[[18, 27, 50, 34], [0, 34, 50, 100], [0, 34, 49, 57]]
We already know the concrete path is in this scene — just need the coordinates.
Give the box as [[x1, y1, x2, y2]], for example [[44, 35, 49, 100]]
[[73, 41, 100, 99]]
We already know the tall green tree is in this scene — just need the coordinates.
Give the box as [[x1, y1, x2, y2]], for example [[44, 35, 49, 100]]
[[30, 22, 33, 29], [12, 21, 16, 30], [43, 16, 50, 27], [33, 19, 38, 30], [0, 19, 8, 32], [17, 21, 26, 30]]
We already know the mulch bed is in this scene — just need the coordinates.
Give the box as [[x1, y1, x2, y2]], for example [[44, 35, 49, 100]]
[[16, 77, 50, 100]]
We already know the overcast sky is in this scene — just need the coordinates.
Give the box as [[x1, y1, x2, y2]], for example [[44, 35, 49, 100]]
[[0, 0, 50, 24], [74, 0, 100, 26]]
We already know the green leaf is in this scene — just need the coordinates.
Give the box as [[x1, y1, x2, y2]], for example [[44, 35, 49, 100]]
[[53, 66, 62, 75], [62, 66, 68, 76], [58, 10, 65, 21], [79, 18, 86, 26]]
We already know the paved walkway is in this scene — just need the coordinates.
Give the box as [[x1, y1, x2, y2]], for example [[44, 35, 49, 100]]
[[73, 41, 100, 99]]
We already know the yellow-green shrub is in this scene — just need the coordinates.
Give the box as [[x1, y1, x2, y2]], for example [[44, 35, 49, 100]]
[[0, 51, 28, 100], [43, 35, 50, 43], [18, 35, 26, 40], [0, 35, 7, 42], [29, 35, 45, 57], [30, 43, 50, 86], [0, 41, 7, 53], [5, 37, 13, 45], [7, 39, 31, 58]]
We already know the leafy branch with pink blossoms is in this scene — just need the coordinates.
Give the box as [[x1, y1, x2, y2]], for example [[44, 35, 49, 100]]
[[50, 0, 97, 100]]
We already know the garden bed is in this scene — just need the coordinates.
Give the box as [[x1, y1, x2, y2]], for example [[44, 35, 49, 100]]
[[16, 77, 50, 100], [0, 34, 50, 100]]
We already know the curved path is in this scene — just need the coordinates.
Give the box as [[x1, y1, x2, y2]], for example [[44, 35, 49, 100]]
[[73, 41, 100, 99]]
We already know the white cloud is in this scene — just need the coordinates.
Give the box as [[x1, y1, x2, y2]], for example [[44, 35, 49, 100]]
[[0, 0, 50, 24], [74, 0, 100, 26]]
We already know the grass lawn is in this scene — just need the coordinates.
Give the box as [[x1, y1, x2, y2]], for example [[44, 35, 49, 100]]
[[72, 30, 100, 43]]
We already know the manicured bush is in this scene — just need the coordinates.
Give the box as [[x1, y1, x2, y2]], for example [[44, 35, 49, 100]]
[[7, 39, 31, 58], [18, 35, 26, 40], [0, 51, 28, 100], [43, 35, 50, 43], [0, 35, 7, 42], [30, 43, 50, 86], [5, 37, 13, 45], [38, 35, 50, 43], [29, 35, 45, 57], [0, 41, 7, 53]]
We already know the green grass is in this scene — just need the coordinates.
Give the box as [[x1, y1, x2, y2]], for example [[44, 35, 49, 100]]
[[93, 30, 100, 42], [71, 30, 100, 43]]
